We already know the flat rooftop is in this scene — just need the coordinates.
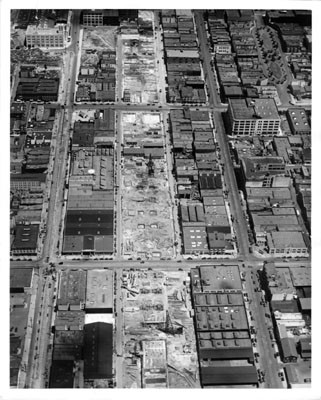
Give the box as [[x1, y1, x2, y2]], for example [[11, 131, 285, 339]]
[[57, 270, 87, 306], [194, 292, 243, 307], [11, 224, 39, 250], [267, 231, 307, 249], [192, 265, 242, 292], [195, 305, 248, 331], [201, 366, 258, 386], [229, 98, 280, 120], [290, 267, 311, 287], [86, 269, 113, 310], [10, 268, 33, 289]]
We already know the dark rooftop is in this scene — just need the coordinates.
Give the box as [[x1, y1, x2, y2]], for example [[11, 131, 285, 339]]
[[83, 322, 113, 380], [201, 366, 258, 386]]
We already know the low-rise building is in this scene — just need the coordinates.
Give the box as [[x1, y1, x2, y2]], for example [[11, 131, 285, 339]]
[[286, 108, 311, 135], [280, 337, 298, 363], [266, 231, 309, 257]]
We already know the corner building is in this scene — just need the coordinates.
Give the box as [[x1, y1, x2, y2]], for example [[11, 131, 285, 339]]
[[227, 98, 281, 136]]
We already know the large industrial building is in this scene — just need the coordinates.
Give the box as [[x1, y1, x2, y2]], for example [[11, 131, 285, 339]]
[[85, 269, 113, 313], [57, 270, 87, 311], [227, 98, 281, 136], [63, 209, 114, 255], [83, 322, 113, 380], [62, 113, 115, 256], [190, 265, 257, 387], [26, 24, 66, 48]]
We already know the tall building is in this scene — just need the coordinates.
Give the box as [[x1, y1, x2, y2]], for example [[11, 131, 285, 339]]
[[26, 24, 66, 48], [81, 10, 120, 26], [227, 98, 281, 136]]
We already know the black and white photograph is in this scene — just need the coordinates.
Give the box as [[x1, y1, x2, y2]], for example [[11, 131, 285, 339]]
[[1, 0, 320, 398]]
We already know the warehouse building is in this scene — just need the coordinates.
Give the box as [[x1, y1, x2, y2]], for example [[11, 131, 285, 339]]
[[266, 231, 309, 257], [52, 330, 84, 361], [182, 226, 209, 255], [280, 337, 298, 363], [57, 270, 86, 311], [201, 366, 258, 387], [26, 24, 66, 48], [63, 209, 114, 255], [16, 77, 59, 102], [227, 98, 281, 136], [286, 108, 311, 135], [190, 265, 256, 387], [299, 337, 311, 359], [83, 322, 113, 380], [49, 360, 74, 388], [85, 270, 113, 313], [11, 224, 39, 256], [10, 268, 33, 293]]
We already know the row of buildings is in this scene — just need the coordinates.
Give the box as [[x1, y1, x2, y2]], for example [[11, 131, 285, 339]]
[[50, 269, 114, 388], [10, 101, 57, 257], [15, 66, 60, 102], [160, 10, 206, 104], [190, 265, 258, 387], [62, 109, 115, 256], [267, 10, 312, 103], [235, 146, 310, 256], [262, 262, 311, 387], [76, 51, 116, 103], [10, 267, 35, 386], [169, 108, 234, 256], [207, 10, 268, 103]]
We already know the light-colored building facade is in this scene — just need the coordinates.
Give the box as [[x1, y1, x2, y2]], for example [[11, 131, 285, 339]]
[[227, 98, 281, 136], [26, 24, 66, 48]]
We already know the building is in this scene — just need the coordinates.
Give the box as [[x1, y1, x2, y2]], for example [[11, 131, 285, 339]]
[[57, 270, 86, 311], [10, 268, 33, 293], [11, 224, 39, 256], [190, 265, 256, 388], [266, 231, 309, 257], [63, 208, 114, 255], [286, 108, 311, 135], [54, 311, 85, 331], [241, 156, 286, 182], [83, 322, 113, 380], [280, 337, 298, 363], [81, 9, 137, 26], [52, 330, 84, 361], [142, 340, 168, 388], [201, 366, 258, 387], [11, 173, 46, 191], [191, 265, 243, 292], [26, 24, 66, 48], [16, 78, 59, 102], [299, 337, 311, 359], [284, 365, 299, 387], [227, 98, 281, 136], [85, 270, 113, 312], [49, 360, 74, 388], [182, 226, 209, 255]]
